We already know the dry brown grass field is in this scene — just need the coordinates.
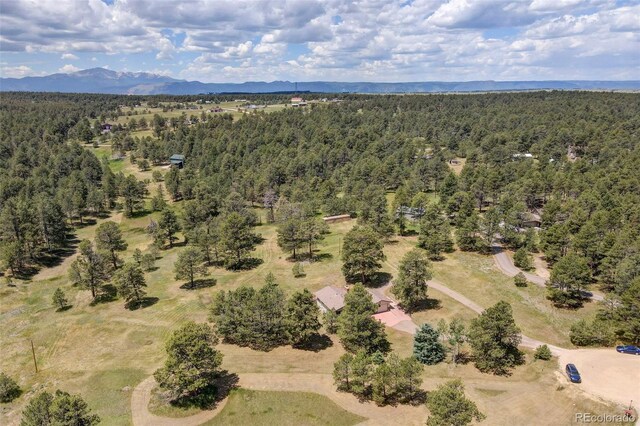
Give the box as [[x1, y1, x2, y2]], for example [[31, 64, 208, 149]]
[[0, 156, 626, 425]]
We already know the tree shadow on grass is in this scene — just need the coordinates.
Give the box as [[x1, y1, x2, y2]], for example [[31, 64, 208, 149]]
[[36, 245, 78, 270], [55, 305, 73, 312], [367, 272, 393, 288], [293, 334, 333, 352], [227, 257, 263, 271], [410, 297, 442, 312], [73, 218, 98, 229], [125, 296, 159, 310], [452, 351, 472, 365], [311, 252, 333, 262], [90, 284, 118, 305], [168, 371, 239, 410], [13, 266, 39, 280], [129, 209, 152, 219], [400, 389, 427, 406], [180, 279, 217, 290]]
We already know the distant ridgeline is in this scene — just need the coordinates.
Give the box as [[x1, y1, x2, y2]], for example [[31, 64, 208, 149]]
[[1, 67, 639, 94]]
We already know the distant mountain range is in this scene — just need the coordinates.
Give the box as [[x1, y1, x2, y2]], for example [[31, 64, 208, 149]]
[[1, 67, 639, 94]]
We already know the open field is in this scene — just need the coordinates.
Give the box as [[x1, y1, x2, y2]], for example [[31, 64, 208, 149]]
[[112, 101, 294, 128], [1, 201, 626, 425], [0, 175, 625, 425], [206, 389, 365, 426]]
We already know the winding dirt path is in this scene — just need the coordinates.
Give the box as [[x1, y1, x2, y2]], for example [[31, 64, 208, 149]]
[[130, 244, 633, 425], [131, 374, 427, 426], [492, 247, 604, 302], [131, 377, 230, 426]]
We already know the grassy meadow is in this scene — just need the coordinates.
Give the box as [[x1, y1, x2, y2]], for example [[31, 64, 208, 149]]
[[0, 151, 618, 425]]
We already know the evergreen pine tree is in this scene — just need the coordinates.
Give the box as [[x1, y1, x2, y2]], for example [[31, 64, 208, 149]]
[[413, 323, 446, 365]]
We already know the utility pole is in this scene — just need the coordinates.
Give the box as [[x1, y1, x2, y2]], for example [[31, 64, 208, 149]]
[[30, 339, 38, 373]]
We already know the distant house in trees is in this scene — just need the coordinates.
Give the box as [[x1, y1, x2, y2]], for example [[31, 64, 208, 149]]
[[521, 211, 542, 228], [323, 214, 352, 224], [314, 285, 391, 314], [291, 97, 307, 107], [101, 123, 112, 134], [169, 154, 185, 168], [512, 153, 534, 159], [396, 205, 425, 221]]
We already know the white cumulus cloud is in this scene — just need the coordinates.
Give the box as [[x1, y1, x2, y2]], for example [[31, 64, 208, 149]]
[[58, 64, 81, 73]]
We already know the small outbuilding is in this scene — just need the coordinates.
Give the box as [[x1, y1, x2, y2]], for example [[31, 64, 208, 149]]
[[169, 154, 185, 168], [323, 214, 352, 224], [521, 211, 542, 228]]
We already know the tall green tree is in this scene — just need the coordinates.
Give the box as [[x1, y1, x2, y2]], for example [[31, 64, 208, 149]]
[[456, 212, 483, 252], [418, 205, 453, 260], [468, 301, 523, 375], [219, 212, 259, 269], [36, 196, 67, 251], [284, 289, 322, 346], [447, 318, 467, 364], [253, 275, 288, 348], [359, 185, 394, 237], [547, 253, 591, 308], [391, 249, 432, 312], [338, 283, 390, 354], [614, 278, 640, 344], [154, 322, 223, 400], [69, 240, 109, 299], [426, 379, 485, 426], [341, 226, 385, 285], [480, 207, 502, 248], [333, 353, 354, 391], [94, 221, 127, 269], [121, 175, 145, 217], [158, 208, 181, 248], [276, 218, 304, 259], [301, 217, 328, 260], [174, 247, 207, 289], [113, 262, 147, 307]]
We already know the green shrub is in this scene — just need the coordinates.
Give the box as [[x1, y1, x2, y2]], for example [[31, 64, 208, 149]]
[[514, 272, 528, 287], [513, 247, 532, 270], [570, 319, 616, 346], [534, 345, 552, 360], [292, 262, 305, 278], [0, 372, 21, 403]]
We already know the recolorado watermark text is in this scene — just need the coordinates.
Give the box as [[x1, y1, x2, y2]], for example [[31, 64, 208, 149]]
[[575, 413, 636, 423]]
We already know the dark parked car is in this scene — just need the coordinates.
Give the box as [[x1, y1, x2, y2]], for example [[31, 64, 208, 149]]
[[616, 345, 640, 355], [565, 363, 581, 383]]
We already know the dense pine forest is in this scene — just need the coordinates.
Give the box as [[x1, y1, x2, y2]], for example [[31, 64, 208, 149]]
[[1, 91, 638, 347]]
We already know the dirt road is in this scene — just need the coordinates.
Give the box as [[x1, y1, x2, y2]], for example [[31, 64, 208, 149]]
[[131, 377, 230, 426], [131, 374, 427, 426], [492, 247, 604, 302]]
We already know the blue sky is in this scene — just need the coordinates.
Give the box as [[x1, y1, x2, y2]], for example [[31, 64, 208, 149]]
[[1, 0, 639, 82]]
